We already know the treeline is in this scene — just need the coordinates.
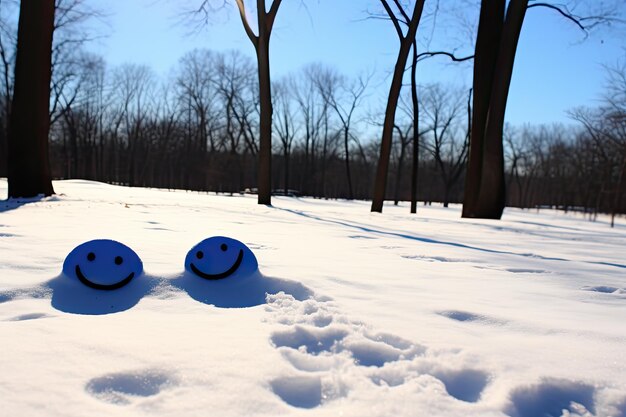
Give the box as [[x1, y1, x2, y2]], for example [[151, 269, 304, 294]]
[[506, 107, 626, 226], [0, 47, 471, 201], [0, 0, 624, 220], [0, 47, 625, 218]]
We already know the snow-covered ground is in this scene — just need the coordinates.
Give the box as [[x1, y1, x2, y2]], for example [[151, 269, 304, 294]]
[[1, 179, 625, 417]]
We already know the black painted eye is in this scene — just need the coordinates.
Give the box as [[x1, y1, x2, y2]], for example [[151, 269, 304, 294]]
[[87, 252, 96, 261], [115, 256, 123, 265], [220, 244, 228, 252], [196, 251, 204, 259]]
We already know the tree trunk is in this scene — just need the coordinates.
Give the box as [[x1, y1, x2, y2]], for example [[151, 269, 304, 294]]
[[344, 127, 353, 199], [462, 0, 505, 218], [321, 114, 329, 197], [394, 139, 406, 205], [7, 0, 56, 198], [443, 180, 451, 208], [255, 1, 273, 205], [474, 0, 528, 219], [256, 33, 273, 205], [410, 42, 420, 214], [611, 155, 626, 228], [371, 1, 425, 213], [283, 147, 289, 196]]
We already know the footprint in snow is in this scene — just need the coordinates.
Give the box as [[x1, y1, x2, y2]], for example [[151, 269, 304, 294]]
[[581, 285, 625, 295], [437, 310, 508, 326], [402, 255, 481, 264], [505, 268, 548, 274], [264, 293, 490, 408], [506, 378, 597, 417], [473, 265, 548, 274], [85, 369, 178, 405], [4, 312, 52, 321]]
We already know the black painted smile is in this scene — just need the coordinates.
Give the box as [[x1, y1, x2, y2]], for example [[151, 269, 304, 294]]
[[190, 249, 244, 280], [75, 265, 135, 290]]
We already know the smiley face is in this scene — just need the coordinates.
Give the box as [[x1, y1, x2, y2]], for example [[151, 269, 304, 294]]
[[185, 236, 258, 280], [62, 240, 143, 290]]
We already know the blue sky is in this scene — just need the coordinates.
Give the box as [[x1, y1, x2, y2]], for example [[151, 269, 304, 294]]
[[89, 0, 624, 127]]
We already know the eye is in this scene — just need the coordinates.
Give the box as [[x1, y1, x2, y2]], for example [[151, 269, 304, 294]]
[[220, 244, 228, 252], [114, 256, 123, 265], [87, 252, 96, 261], [196, 251, 204, 259]]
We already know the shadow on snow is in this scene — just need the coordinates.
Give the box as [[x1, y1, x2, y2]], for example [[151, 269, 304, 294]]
[[168, 271, 314, 309], [0, 271, 314, 314], [274, 207, 626, 270]]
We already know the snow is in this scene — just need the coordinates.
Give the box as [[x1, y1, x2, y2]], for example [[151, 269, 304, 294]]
[[1, 178, 625, 417]]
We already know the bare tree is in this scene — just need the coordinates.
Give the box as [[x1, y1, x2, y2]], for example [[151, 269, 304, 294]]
[[109, 64, 156, 187], [215, 50, 258, 191], [49, 0, 105, 125], [391, 122, 411, 205], [273, 77, 298, 195], [462, 0, 620, 219], [379, 89, 426, 206], [195, 0, 284, 204], [571, 85, 626, 228], [316, 70, 369, 200], [176, 49, 218, 155], [7, 0, 56, 197], [54, 53, 105, 179], [292, 63, 331, 195], [421, 84, 469, 207], [371, 0, 426, 212], [301, 63, 342, 197], [0, 0, 17, 176]]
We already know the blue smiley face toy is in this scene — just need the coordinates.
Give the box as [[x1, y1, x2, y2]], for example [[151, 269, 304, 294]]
[[185, 236, 258, 280], [177, 236, 313, 308], [62, 239, 143, 290]]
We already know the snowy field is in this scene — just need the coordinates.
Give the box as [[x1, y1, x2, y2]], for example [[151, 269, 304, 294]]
[[1, 178, 625, 417]]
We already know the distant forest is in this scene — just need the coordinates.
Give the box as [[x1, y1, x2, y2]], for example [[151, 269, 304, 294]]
[[0, 0, 624, 222]]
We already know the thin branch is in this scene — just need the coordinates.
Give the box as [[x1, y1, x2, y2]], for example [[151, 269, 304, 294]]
[[234, 0, 258, 46], [527, 3, 585, 32], [380, 0, 404, 40], [527, 2, 624, 36], [415, 51, 474, 64], [391, 0, 410, 25]]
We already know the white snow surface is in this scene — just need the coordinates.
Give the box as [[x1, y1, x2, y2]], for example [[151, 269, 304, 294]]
[[1, 179, 625, 417]]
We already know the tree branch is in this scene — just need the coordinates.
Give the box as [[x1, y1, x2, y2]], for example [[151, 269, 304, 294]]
[[415, 51, 474, 64], [391, 0, 411, 25], [235, 0, 258, 46], [527, 2, 624, 35], [380, 0, 404, 40], [267, 0, 283, 33], [527, 3, 585, 32]]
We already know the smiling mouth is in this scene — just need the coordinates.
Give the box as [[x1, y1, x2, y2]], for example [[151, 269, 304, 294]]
[[190, 249, 244, 280], [75, 265, 135, 290]]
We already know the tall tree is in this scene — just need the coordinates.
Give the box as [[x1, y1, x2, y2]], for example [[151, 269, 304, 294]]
[[7, 0, 56, 198], [234, 0, 283, 205], [462, 0, 617, 219], [371, 0, 425, 213], [0, 0, 18, 177], [461, 0, 522, 219]]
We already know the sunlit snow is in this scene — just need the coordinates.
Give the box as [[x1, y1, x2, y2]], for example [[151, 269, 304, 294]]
[[1, 179, 625, 416]]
